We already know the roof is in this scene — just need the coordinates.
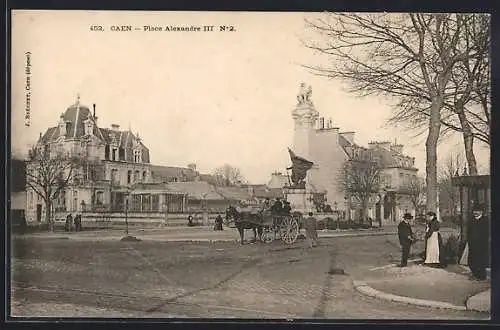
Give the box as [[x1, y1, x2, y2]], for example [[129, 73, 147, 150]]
[[38, 100, 145, 150], [130, 182, 185, 194], [217, 187, 252, 201], [150, 165, 198, 182], [373, 146, 416, 169], [166, 181, 225, 200], [451, 175, 490, 188]]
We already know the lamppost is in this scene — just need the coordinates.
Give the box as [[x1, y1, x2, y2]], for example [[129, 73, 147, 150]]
[[124, 187, 132, 236], [162, 203, 168, 227]]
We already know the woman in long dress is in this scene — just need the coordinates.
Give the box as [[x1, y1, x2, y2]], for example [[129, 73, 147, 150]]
[[424, 211, 442, 267]]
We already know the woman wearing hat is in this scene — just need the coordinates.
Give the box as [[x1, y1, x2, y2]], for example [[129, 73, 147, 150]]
[[424, 211, 443, 267]]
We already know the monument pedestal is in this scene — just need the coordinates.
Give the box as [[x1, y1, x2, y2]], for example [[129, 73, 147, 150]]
[[285, 188, 315, 214]]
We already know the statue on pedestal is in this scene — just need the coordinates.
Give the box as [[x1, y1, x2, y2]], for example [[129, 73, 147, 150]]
[[297, 82, 313, 105], [287, 148, 313, 189]]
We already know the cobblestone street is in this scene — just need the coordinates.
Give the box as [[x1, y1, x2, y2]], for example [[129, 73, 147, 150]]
[[10, 234, 488, 319]]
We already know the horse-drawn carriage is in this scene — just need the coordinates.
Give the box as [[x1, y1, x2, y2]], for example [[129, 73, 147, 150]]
[[226, 205, 301, 245]]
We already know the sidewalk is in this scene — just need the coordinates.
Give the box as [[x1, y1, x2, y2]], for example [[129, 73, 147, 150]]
[[353, 262, 491, 313], [17, 225, 434, 242]]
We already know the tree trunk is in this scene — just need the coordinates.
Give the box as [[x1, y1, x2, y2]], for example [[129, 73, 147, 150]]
[[456, 108, 478, 175], [360, 198, 368, 224], [45, 201, 53, 232], [425, 101, 442, 213]]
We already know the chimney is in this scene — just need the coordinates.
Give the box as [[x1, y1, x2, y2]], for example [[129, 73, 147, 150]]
[[380, 141, 391, 150], [319, 117, 325, 129], [111, 124, 120, 131], [390, 143, 404, 154], [93, 103, 97, 119]]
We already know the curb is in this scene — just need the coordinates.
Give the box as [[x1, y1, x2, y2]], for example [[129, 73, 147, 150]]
[[352, 280, 467, 311], [466, 289, 491, 313]]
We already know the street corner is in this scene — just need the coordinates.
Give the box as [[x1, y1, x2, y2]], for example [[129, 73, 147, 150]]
[[466, 289, 491, 313], [350, 262, 485, 311]]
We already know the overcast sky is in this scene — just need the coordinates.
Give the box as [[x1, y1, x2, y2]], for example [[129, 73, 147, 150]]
[[11, 11, 490, 184]]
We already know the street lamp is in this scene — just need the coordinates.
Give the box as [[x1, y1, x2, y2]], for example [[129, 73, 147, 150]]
[[120, 186, 139, 242], [124, 187, 132, 236]]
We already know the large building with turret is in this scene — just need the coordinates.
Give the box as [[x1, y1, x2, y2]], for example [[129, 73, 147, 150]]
[[24, 96, 283, 225], [287, 84, 421, 224]]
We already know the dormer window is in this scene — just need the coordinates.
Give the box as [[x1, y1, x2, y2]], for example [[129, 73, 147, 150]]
[[84, 118, 93, 136], [134, 150, 141, 163]]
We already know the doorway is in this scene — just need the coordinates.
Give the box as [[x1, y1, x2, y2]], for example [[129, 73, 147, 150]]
[[36, 204, 42, 222]]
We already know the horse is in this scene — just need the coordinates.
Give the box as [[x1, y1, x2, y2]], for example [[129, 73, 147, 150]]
[[225, 206, 264, 245]]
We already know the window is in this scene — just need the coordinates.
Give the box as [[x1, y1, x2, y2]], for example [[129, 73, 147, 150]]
[[111, 169, 119, 185], [142, 171, 147, 182], [127, 170, 132, 184], [95, 191, 104, 205], [384, 175, 392, 188], [112, 148, 117, 161], [143, 194, 151, 212], [134, 150, 142, 163], [132, 195, 141, 212], [134, 170, 140, 182], [151, 194, 159, 211], [28, 191, 34, 209], [105, 145, 110, 160], [119, 148, 125, 161], [72, 190, 78, 211]]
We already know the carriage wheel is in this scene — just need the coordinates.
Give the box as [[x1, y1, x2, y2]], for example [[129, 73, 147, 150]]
[[261, 227, 274, 244], [281, 216, 299, 244]]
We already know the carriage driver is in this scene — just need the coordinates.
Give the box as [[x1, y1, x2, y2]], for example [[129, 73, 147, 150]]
[[271, 198, 283, 215]]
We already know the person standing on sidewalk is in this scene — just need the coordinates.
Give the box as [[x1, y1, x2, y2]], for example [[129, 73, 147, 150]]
[[305, 212, 318, 248], [398, 213, 415, 267], [467, 204, 490, 281], [424, 211, 443, 267]]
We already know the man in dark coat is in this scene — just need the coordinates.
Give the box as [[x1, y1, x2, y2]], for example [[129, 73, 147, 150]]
[[65, 213, 73, 232], [271, 198, 283, 215], [467, 204, 490, 280], [187, 214, 195, 227], [398, 213, 416, 267], [214, 214, 223, 231]]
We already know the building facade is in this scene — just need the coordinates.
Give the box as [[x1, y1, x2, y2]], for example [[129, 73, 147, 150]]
[[24, 96, 279, 225], [288, 84, 420, 224], [25, 96, 154, 223]]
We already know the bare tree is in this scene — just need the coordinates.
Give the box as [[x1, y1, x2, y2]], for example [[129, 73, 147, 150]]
[[26, 146, 79, 231], [339, 159, 380, 223], [438, 151, 466, 217], [400, 176, 425, 215], [305, 13, 487, 213], [212, 164, 245, 187]]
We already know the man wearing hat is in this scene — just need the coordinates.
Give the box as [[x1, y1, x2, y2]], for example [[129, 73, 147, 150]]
[[467, 203, 490, 280], [398, 213, 416, 267]]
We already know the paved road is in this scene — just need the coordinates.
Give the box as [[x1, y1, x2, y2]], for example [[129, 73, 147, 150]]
[[10, 234, 487, 319]]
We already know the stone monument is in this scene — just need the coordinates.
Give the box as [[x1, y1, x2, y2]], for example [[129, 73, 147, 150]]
[[285, 83, 320, 214], [285, 148, 316, 214]]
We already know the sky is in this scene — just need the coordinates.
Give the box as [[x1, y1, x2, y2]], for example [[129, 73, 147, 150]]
[[11, 11, 490, 184]]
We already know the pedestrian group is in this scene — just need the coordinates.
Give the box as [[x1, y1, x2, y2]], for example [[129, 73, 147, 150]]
[[397, 204, 489, 281]]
